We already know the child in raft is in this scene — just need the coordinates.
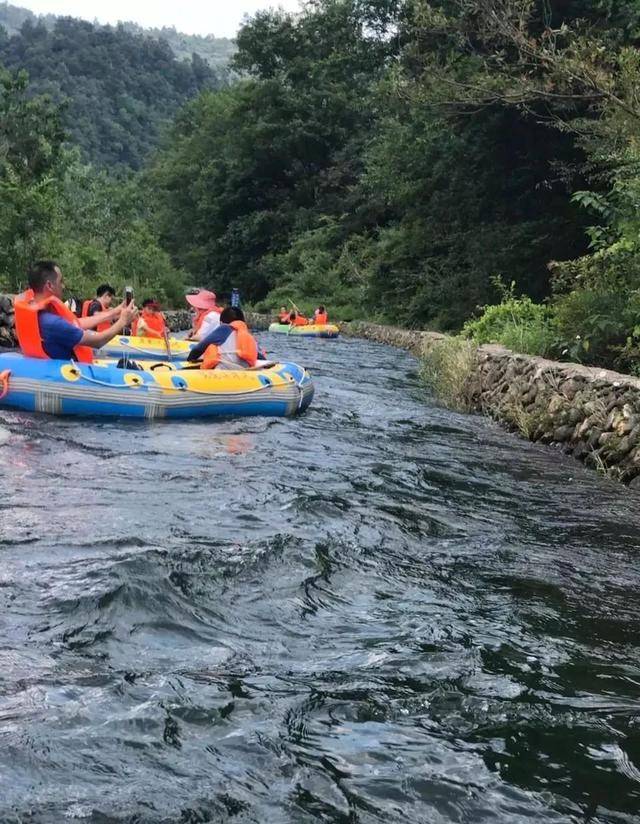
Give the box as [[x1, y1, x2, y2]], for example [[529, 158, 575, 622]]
[[187, 307, 266, 369]]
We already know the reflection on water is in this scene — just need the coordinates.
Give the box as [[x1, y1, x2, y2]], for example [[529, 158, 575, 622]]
[[1, 332, 640, 823]]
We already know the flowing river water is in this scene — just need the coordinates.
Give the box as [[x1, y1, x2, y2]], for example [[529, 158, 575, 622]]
[[1, 332, 640, 823]]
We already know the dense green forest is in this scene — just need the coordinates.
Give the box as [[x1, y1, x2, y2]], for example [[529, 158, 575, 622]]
[[0, 6, 227, 166], [3, 0, 640, 372]]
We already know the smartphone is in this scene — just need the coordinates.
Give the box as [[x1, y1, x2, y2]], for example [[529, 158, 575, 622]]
[[124, 286, 133, 306]]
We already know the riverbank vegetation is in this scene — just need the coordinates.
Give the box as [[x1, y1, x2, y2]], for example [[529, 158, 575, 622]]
[[2, 0, 640, 373], [149, 0, 640, 373]]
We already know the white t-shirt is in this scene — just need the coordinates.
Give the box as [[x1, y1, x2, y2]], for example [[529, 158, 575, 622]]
[[198, 310, 221, 339]]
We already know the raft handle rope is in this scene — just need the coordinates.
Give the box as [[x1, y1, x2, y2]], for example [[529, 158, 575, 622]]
[[295, 371, 308, 411], [0, 369, 11, 400]]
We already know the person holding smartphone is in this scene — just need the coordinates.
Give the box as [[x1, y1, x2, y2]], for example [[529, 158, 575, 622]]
[[14, 261, 138, 362]]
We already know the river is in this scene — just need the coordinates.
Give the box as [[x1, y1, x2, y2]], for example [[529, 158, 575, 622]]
[[1, 332, 639, 823]]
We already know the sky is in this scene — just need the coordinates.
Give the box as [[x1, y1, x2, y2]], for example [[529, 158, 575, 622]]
[[15, 0, 302, 38]]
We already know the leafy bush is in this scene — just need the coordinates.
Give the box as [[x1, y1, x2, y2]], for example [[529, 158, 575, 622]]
[[462, 282, 556, 356], [552, 288, 640, 367]]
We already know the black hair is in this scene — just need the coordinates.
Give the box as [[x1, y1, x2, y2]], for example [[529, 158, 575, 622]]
[[96, 283, 115, 297], [318, 305, 325, 313], [234, 307, 245, 322], [28, 260, 60, 292], [220, 307, 237, 324], [142, 298, 157, 308]]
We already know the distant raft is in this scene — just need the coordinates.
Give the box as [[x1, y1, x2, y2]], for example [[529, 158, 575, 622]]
[[0, 353, 314, 419], [99, 334, 196, 361], [268, 323, 340, 338]]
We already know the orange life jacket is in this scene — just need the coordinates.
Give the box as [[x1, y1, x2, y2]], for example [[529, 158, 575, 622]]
[[315, 312, 328, 325], [292, 315, 308, 327], [81, 298, 110, 332], [14, 290, 94, 363], [201, 321, 258, 370], [134, 309, 166, 339]]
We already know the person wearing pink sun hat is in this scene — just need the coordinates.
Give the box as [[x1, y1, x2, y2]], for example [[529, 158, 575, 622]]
[[186, 288, 223, 340]]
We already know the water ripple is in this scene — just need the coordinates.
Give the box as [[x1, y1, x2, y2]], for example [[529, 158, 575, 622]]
[[1, 333, 640, 822]]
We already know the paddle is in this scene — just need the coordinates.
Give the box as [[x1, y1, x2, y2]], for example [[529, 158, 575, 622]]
[[162, 323, 172, 361], [287, 299, 303, 334]]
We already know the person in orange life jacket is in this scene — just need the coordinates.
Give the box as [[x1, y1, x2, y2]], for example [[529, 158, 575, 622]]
[[133, 298, 167, 338], [185, 289, 222, 340], [82, 283, 116, 332], [314, 305, 328, 324], [17, 260, 138, 361], [288, 310, 308, 327], [187, 307, 259, 369]]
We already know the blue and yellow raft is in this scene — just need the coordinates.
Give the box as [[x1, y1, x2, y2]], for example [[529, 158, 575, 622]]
[[268, 323, 340, 339], [99, 335, 195, 361], [0, 353, 314, 419]]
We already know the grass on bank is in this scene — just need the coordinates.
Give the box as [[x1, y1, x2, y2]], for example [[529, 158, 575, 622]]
[[420, 336, 477, 411]]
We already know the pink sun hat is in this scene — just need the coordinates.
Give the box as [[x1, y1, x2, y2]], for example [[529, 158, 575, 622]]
[[186, 289, 218, 310]]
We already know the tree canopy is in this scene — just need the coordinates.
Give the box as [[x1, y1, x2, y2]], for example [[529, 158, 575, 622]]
[[150, 0, 615, 327]]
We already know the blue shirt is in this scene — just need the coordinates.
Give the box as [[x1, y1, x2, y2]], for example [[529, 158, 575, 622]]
[[187, 324, 234, 361], [39, 311, 84, 360]]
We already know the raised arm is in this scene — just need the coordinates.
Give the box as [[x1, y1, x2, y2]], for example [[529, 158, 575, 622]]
[[77, 302, 124, 330], [79, 304, 138, 349]]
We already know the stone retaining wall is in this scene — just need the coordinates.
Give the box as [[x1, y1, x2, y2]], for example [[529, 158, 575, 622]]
[[164, 309, 192, 332], [468, 344, 640, 484], [0, 294, 16, 348], [328, 320, 640, 485], [339, 320, 446, 356]]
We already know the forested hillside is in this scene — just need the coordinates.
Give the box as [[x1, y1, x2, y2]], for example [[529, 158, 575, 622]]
[[0, 6, 228, 167]]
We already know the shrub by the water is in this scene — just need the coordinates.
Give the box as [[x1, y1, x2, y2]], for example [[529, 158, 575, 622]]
[[462, 283, 556, 357], [420, 337, 477, 411]]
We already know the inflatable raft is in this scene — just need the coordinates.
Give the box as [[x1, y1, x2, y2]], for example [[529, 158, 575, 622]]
[[0, 353, 314, 419], [99, 334, 196, 361], [268, 323, 340, 338]]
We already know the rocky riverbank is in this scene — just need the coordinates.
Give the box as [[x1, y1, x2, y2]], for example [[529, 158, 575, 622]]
[[467, 344, 640, 485], [0, 295, 16, 348], [335, 320, 640, 485]]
